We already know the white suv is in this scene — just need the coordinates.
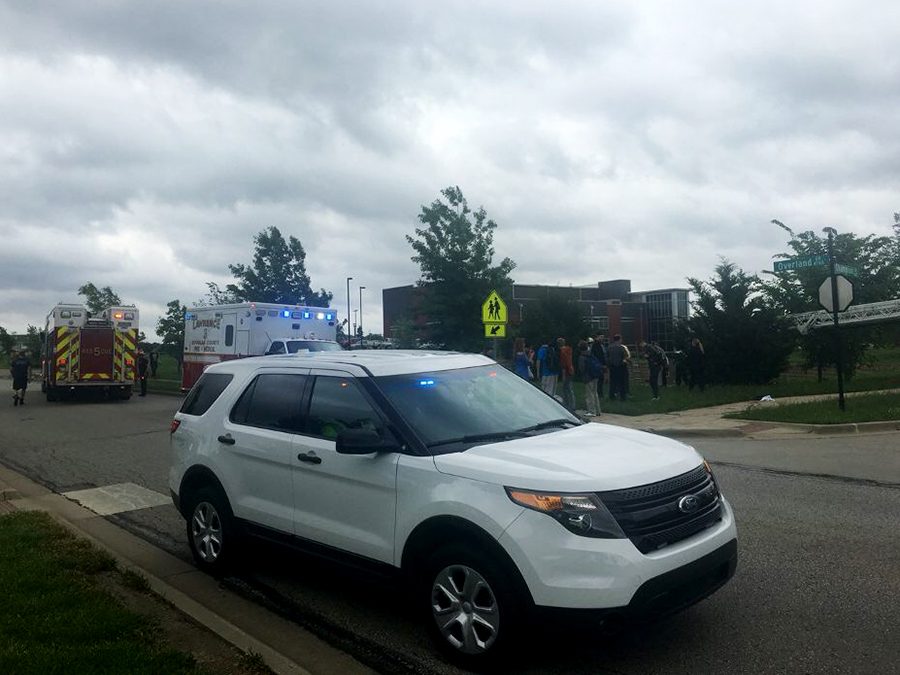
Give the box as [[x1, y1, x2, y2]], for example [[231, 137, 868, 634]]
[[169, 351, 737, 667]]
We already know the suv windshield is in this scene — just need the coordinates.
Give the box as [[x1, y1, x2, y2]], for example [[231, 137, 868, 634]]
[[286, 340, 343, 353], [374, 365, 580, 452]]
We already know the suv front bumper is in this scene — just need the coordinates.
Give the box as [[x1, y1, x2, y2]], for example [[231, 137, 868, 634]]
[[499, 497, 738, 608]]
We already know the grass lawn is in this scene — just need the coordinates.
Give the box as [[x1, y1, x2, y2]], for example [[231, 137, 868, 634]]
[[571, 346, 900, 416], [147, 353, 185, 396], [725, 392, 900, 425], [0, 511, 203, 674]]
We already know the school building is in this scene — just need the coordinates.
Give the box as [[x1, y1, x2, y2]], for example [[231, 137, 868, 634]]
[[382, 279, 690, 350]]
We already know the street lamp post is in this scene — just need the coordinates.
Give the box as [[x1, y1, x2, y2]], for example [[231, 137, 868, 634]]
[[359, 286, 366, 348], [346, 277, 353, 350]]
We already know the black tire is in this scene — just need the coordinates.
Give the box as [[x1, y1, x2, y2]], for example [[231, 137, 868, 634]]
[[184, 486, 240, 576], [119, 386, 133, 400], [419, 541, 529, 669], [46, 386, 58, 402]]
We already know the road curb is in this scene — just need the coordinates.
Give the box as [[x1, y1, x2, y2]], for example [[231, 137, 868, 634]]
[[641, 427, 746, 439]]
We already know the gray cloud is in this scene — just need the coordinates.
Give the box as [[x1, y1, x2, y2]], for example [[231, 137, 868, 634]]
[[1, 1, 898, 339]]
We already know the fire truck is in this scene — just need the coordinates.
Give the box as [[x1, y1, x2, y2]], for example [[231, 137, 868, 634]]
[[41, 304, 140, 401], [181, 302, 338, 390]]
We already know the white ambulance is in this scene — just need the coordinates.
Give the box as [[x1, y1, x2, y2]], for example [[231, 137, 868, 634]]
[[181, 302, 338, 390]]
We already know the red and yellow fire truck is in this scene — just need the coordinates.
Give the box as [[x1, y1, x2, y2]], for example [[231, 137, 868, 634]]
[[41, 304, 140, 401]]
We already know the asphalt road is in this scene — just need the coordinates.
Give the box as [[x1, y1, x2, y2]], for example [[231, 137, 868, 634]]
[[1, 391, 898, 674]]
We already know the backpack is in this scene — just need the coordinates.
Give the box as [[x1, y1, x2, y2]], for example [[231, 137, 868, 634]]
[[543, 345, 559, 373], [586, 354, 603, 379]]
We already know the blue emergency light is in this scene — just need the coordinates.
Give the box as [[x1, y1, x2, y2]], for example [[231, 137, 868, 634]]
[[282, 310, 290, 318]]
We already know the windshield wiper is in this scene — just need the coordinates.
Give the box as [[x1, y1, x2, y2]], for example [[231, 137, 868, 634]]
[[428, 430, 531, 449], [517, 418, 581, 433]]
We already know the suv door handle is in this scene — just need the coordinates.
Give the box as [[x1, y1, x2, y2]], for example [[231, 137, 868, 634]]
[[297, 452, 322, 464], [217, 434, 236, 445]]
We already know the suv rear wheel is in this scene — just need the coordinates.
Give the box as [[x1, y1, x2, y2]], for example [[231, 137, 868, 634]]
[[185, 486, 239, 575], [421, 542, 527, 668]]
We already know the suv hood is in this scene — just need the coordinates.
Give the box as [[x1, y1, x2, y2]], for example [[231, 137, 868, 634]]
[[432, 422, 703, 492]]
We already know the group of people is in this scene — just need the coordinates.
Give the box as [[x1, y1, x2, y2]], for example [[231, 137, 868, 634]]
[[510, 334, 709, 415]]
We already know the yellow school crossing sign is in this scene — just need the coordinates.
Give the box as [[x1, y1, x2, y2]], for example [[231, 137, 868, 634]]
[[482, 290, 507, 337]]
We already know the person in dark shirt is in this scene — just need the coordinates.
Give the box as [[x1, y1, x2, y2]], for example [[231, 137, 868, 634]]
[[10, 350, 31, 406], [137, 351, 150, 396]]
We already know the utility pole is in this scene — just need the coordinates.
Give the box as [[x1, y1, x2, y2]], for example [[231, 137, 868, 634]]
[[346, 277, 353, 350], [823, 227, 845, 411], [359, 286, 366, 348]]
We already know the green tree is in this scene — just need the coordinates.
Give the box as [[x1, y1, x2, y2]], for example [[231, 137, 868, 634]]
[[678, 260, 796, 385], [24, 325, 43, 357], [77, 283, 122, 316], [225, 227, 332, 307], [407, 186, 516, 351], [156, 299, 187, 373], [0, 326, 14, 359], [519, 298, 589, 354], [761, 220, 900, 378]]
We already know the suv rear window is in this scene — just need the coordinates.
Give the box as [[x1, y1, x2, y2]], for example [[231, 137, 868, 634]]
[[180, 373, 233, 416]]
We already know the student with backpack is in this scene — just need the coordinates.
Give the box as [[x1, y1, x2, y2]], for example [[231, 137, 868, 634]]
[[641, 340, 668, 400], [536, 337, 559, 397]]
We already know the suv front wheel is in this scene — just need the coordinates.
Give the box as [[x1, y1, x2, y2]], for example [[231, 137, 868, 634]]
[[421, 542, 528, 668], [185, 486, 239, 575]]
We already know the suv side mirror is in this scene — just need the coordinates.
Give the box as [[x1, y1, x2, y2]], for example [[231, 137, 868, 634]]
[[336, 428, 399, 455]]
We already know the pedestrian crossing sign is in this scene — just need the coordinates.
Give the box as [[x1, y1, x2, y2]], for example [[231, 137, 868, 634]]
[[485, 323, 506, 338], [481, 291, 508, 324]]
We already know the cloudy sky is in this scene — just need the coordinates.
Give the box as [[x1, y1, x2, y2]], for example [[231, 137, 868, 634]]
[[2, 0, 898, 338]]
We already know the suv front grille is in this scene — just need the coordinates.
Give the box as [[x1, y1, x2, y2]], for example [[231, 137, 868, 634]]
[[599, 465, 722, 554]]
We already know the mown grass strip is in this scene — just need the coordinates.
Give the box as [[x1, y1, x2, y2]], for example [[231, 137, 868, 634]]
[[0, 511, 203, 674], [725, 392, 900, 424]]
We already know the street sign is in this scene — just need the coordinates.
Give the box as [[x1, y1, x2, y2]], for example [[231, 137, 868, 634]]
[[773, 255, 828, 273], [484, 323, 506, 338], [481, 290, 508, 324], [834, 263, 858, 277], [819, 275, 853, 313]]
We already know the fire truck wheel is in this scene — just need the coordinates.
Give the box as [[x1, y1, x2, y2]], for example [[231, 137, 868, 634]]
[[119, 386, 133, 400], [46, 387, 59, 402], [185, 486, 241, 576]]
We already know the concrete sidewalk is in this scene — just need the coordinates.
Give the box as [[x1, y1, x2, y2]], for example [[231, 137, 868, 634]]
[[593, 391, 900, 438]]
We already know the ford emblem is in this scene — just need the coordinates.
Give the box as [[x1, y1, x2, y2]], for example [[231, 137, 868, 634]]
[[678, 494, 700, 513]]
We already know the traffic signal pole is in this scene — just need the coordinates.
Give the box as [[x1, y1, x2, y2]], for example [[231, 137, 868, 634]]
[[823, 227, 845, 411]]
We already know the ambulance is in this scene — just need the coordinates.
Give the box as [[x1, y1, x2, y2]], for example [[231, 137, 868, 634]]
[[41, 304, 140, 401], [181, 302, 339, 390]]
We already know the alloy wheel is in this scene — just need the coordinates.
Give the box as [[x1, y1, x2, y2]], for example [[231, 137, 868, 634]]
[[430, 564, 500, 654], [191, 501, 223, 563]]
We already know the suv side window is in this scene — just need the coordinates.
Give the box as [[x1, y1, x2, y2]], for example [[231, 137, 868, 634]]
[[305, 376, 383, 440], [230, 373, 307, 432], [267, 341, 285, 355], [180, 373, 233, 416]]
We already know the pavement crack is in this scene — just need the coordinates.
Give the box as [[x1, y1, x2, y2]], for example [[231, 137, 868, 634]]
[[710, 460, 900, 489]]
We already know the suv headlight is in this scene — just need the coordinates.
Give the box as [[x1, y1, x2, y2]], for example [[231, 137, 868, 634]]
[[506, 488, 625, 539]]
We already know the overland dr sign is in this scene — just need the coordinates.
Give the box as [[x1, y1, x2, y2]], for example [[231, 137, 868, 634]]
[[773, 254, 828, 273]]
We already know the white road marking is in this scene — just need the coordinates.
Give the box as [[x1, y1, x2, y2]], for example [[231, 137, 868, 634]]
[[63, 482, 171, 516]]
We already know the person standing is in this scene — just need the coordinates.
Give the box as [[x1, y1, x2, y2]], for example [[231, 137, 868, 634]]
[[148, 350, 159, 378], [687, 337, 706, 392], [607, 334, 630, 401], [641, 340, 667, 400], [137, 351, 150, 397], [591, 332, 607, 400], [10, 350, 31, 406], [537, 338, 559, 397], [579, 341, 601, 416], [558, 337, 575, 411], [512, 337, 531, 380]]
